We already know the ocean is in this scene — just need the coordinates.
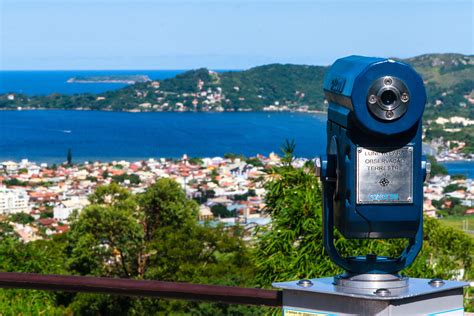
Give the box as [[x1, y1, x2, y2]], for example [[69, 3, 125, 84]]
[[0, 109, 472, 176], [441, 161, 474, 179], [0, 110, 327, 163], [0, 70, 186, 95]]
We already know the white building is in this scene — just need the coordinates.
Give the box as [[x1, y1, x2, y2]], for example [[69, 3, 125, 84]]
[[2, 161, 18, 174], [0, 188, 30, 214], [53, 197, 89, 221]]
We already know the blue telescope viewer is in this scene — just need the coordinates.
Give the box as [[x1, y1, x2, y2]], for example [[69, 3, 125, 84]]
[[316, 56, 429, 275], [273, 57, 468, 314]]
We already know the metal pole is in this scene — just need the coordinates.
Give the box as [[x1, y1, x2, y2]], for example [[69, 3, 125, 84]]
[[0, 272, 282, 307]]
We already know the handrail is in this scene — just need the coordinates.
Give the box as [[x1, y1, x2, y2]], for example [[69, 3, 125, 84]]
[[0, 272, 282, 307]]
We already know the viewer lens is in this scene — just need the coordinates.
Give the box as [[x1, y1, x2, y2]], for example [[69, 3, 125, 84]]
[[381, 90, 397, 106]]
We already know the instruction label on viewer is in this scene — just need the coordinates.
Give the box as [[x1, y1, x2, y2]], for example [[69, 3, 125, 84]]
[[356, 146, 413, 204]]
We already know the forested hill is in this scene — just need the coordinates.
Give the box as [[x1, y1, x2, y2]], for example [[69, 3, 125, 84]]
[[1, 53, 473, 119]]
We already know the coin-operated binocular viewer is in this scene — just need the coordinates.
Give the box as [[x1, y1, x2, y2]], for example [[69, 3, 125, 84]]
[[273, 56, 468, 315], [319, 56, 427, 274]]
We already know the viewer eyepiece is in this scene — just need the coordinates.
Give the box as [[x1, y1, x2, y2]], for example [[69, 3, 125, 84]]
[[381, 89, 397, 106], [367, 76, 409, 121]]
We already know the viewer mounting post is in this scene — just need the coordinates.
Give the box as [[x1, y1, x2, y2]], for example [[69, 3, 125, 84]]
[[273, 56, 468, 315]]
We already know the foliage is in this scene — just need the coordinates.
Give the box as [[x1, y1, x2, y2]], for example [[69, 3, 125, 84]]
[[2, 178, 28, 186], [0, 221, 15, 239], [65, 179, 262, 314], [138, 178, 198, 241], [211, 204, 233, 218], [425, 125, 474, 154], [246, 157, 264, 167], [188, 157, 204, 165], [68, 204, 144, 277], [451, 174, 467, 180], [67, 148, 73, 166], [111, 173, 141, 185], [427, 155, 448, 176], [9, 212, 34, 225], [224, 153, 246, 161], [0, 143, 473, 312], [254, 144, 473, 310], [443, 183, 466, 194], [0, 289, 68, 315], [0, 237, 68, 274], [0, 235, 72, 313], [40, 210, 54, 219]]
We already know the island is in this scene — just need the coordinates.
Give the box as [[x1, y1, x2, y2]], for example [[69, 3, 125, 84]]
[[67, 75, 151, 84]]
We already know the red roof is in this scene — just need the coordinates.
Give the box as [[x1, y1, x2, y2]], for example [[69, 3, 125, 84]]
[[38, 218, 56, 226], [56, 225, 69, 233]]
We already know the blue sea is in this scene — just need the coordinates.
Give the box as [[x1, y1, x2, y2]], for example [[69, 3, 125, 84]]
[[0, 110, 327, 163], [441, 161, 474, 179], [0, 70, 186, 95], [0, 109, 472, 176]]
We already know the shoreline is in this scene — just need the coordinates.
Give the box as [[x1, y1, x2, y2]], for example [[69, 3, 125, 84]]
[[0, 107, 328, 114], [2, 156, 473, 165]]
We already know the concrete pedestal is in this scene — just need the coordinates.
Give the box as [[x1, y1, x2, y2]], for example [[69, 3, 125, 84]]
[[273, 277, 468, 315]]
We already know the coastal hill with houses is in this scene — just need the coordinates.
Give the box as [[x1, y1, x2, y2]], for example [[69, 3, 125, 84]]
[[1, 53, 472, 118]]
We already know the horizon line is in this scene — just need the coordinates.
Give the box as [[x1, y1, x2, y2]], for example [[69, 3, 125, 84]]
[[0, 68, 243, 72], [2, 52, 472, 72]]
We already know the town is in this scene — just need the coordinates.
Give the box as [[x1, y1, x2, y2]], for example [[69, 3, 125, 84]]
[[0, 153, 472, 243]]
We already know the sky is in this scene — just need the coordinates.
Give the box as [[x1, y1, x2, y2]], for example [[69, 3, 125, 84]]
[[0, 0, 473, 70]]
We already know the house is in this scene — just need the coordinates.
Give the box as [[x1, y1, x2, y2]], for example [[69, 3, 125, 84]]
[[2, 161, 18, 174], [53, 197, 89, 221], [198, 205, 213, 221], [423, 199, 437, 218]]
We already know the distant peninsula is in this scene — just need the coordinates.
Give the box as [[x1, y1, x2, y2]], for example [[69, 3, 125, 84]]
[[67, 75, 151, 84]]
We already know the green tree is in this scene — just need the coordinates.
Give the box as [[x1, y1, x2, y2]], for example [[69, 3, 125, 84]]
[[254, 145, 339, 284], [224, 153, 246, 161], [451, 174, 467, 180], [0, 289, 67, 315], [111, 173, 141, 185], [0, 236, 70, 314], [67, 148, 72, 166], [133, 224, 263, 315], [68, 204, 144, 277], [0, 220, 15, 239], [68, 183, 142, 277], [66, 179, 262, 314], [427, 155, 448, 176], [138, 178, 198, 242], [3, 178, 28, 186], [9, 212, 34, 225], [254, 144, 473, 310], [211, 204, 232, 218], [246, 157, 264, 167], [443, 183, 466, 193], [87, 182, 135, 208], [188, 157, 204, 165]]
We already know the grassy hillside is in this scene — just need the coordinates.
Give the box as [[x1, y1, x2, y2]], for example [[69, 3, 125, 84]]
[[404, 54, 473, 120]]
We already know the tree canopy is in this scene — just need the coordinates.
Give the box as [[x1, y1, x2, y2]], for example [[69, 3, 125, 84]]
[[0, 158, 472, 313]]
